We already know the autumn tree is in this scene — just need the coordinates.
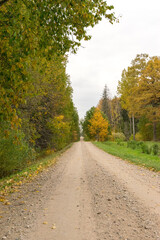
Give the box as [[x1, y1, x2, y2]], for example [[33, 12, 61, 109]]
[[133, 57, 160, 141], [110, 97, 122, 132], [117, 54, 149, 139], [89, 108, 109, 141]]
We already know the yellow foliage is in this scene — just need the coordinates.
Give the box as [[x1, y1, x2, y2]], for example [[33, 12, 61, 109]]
[[51, 224, 56, 229], [89, 108, 109, 141], [43, 221, 48, 225]]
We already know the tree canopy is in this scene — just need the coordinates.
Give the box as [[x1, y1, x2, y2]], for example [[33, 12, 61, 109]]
[[117, 54, 160, 141]]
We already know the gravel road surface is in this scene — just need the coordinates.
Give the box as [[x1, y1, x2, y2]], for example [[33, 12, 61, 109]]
[[0, 140, 160, 240]]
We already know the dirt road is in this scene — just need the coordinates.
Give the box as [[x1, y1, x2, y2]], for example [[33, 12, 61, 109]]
[[0, 140, 160, 240]]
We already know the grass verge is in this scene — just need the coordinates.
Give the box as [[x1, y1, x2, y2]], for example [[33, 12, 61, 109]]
[[93, 141, 160, 172], [0, 144, 72, 198]]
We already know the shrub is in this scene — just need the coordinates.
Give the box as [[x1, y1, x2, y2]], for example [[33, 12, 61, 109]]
[[129, 134, 133, 141], [135, 132, 143, 141], [141, 144, 151, 154], [117, 139, 124, 146], [137, 141, 144, 149], [0, 129, 35, 178], [127, 140, 137, 149], [112, 132, 126, 142], [108, 134, 114, 141], [152, 144, 159, 155]]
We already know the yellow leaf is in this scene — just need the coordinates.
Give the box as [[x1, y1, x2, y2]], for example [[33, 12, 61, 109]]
[[4, 201, 11, 205], [43, 221, 48, 225], [51, 224, 56, 229]]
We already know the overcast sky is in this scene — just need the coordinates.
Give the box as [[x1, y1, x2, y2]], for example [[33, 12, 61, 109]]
[[66, 0, 160, 119]]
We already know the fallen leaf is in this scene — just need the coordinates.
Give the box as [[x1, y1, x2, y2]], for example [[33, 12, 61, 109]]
[[0, 197, 6, 202], [51, 224, 56, 229], [4, 202, 11, 205], [43, 221, 48, 225]]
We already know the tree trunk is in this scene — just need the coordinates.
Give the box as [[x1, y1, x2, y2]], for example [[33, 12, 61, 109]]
[[153, 122, 157, 141], [132, 115, 135, 140], [129, 118, 132, 136]]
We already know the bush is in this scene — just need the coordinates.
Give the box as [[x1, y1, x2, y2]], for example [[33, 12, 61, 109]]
[[112, 132, 126, 142], [135, 132, 143, 141], [141, 144, 151, 154], [117, 139, 124, 146], [127, 140, 137, 149], [108, 134, 114, 141], [136, 141, 144, 148], [0, 129, 35, 178], [152, 144, 159, 155]]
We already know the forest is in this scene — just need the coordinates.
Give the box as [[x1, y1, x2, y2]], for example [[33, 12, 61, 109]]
[[0, 0, 115, 178], [83, 53, 160, 143]]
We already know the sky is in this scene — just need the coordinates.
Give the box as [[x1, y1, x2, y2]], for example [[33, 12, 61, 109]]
[[66, 0, 160, 119]]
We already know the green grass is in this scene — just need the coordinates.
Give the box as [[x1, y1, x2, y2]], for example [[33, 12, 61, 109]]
[[93, 141, 160, 172], [0, 144, 72, 196]]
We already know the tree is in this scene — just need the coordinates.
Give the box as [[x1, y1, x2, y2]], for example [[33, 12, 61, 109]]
[[101, 85, 112, 123], [82, 107, 96, 139], [117, 54, 149, 140], [133, 57, 160, 141], [0, 0, 116, 126], [110, 96, 121, 132], [0, 0, 115, 54], [89, 108, 109, 141]]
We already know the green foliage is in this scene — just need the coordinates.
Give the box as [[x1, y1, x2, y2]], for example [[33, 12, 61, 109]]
[[82, 107, 96, 139], [112, 132, 126, 141], [0, 0, 116, 125], [101, 85, 112, 123], [152, 144, 159, 155], [127, 140, 137, 149], [141, 144, 151, 154], [0, 127, 35, 178]]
